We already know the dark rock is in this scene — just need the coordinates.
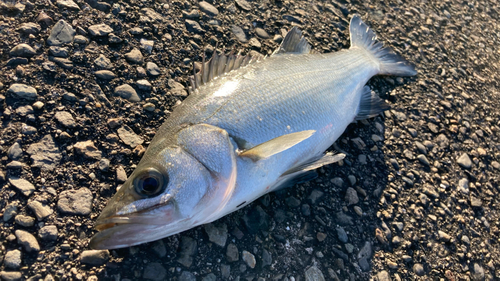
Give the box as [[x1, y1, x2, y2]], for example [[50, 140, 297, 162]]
[[177, 236, 197, 268], [204, 223, 227, 247], [143, 263, 166, 281], [242, 205, 269, 233], [226, 243, 239, 262]]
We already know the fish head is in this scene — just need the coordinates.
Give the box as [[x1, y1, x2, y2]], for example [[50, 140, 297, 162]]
[[89, 124, 237, 249]]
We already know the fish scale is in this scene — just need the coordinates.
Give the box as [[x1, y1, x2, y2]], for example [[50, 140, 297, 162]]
[[89, 15, 417, 250]]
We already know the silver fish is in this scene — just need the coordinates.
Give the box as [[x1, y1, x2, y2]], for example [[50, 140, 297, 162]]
[[89, 15, 416, 249]]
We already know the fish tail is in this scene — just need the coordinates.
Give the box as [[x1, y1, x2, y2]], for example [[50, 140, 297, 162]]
[[349, 15, 417, 76]]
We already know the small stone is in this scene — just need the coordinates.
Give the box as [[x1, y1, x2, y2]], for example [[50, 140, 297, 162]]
[[136, 79, 152, 91], [413, 263, 425, 276], [336, 227, 348, 243], [74, 140, 102, 160], [202, 273, 216, 281], [94, 54, 113, 69], [32, 101, 44, 110], [7, 142, 22, 160], [376, 270, 391, 281], [116, 165, 127, 183], [198, 1, 218, 16], [285, 196, 301, 207], [108, 33, 122, 44], [80, 250, 110, 265], [185, 19, 204, 33], [177, 236, 197, 268], [74, 35, 89, 44], [88, 24, 113, 36], [10, 44, 36, 58], [417, 154, 430, 166], [140, 38, 154, 54], [255, 28, 269, 39], [146, 62, 161, 76], [242, 250, 256, 268], [226, 243, 239, 262], [4, 250, 22, 269], [125, 48, 144, 65], [17, 22, 41, 35], [231, 25, 247, 43], [143, 263, 166, 281], [457, 153, 472, 169], [305, 265, 325, 281], [152, 240, 167, 258], [47, 20, 75, 46], [95, 70, 115, 80], [28, 201, 53, 220], [56, 0, 79, 9], [204, 223, 227, 247], [354, 206, 363, 216], [438, 230, 451, 242], [262, 249, 272, 267], [49, 46, 69, 57], [38, 225, 58, 241], [179, 271, 196, 281], [27, 135, 62, 171], [21, 124, 37, 135], [117, 125, 144, 148], [242, 205, 269, 233], [57, 188, 93, 215], [8, 177, 35, 197], [8, 83, 37, 100], [308, 189, 324, 205], [15, 230, 40, 252], [0, 271, 22, 281], [3, 203, 18, 222], [15, 214, 35, 227], [235, 0, 252, 11], [470, 196, 482, 207], [143, 103, 156, 112], [98, 158, 110, 172], [115, 84, 140, 102], [345, 187, 359, 205], [472, 263, 485, 280], [54, 111, 76, 128]]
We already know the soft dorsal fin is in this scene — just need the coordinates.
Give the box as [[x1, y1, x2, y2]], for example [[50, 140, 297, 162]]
[[355, 86, 390, 121], [272, 27, 312, 55], [238, 130, 315, 161], [189, 49, 265, 93]]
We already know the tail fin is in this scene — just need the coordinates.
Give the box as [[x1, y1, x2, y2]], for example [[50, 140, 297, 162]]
[[349, 15, 417, 76]]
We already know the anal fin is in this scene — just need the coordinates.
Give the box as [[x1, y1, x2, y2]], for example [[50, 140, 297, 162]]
[[355, 86, 390, 121]]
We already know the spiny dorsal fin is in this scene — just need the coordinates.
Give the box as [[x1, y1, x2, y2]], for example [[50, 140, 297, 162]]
[[355, 86, 390, 121], [272, 27, 313, 55], [189, 49, 265, 93], [238, 130, 315, 161]]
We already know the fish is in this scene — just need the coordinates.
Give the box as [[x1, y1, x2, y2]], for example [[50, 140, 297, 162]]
[[89, 15, 416, 250]]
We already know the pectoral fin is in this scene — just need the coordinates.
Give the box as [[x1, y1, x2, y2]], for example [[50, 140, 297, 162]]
[[238, 130, 316, 161]]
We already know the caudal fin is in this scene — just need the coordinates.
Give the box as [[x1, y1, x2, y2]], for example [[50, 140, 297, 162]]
[[349, 15, 417, 76]]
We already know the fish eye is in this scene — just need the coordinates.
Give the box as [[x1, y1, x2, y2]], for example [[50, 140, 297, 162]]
[[134, 168, 168, 197]]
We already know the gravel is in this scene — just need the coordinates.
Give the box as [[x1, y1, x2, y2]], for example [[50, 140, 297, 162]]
[[0, 0, 499, 280]]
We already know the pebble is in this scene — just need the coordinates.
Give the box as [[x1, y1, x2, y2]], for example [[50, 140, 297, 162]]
[[136, 79, 152, 91], [26, 135, 62, 171], [140, 39, 154, 54], [143, 263, 166, 281], [21, 124, 37, 135], [74, 140, 102, 160], [308, 189, 324, 204], [146, 62, 161, 76], [286, 196, 301, 207], [249, 37, 261, 48], [95, 70, 115, 80], [226, 243, 239, 262], [204, 223, 227, 247], [117, 125, 144, 148], [57, 188, 93, 215], [152, 240, 166, 258], [47, 20, 75, 46], [376, 270, 391, 281], [8, 83, 37, 100], [49, 46, 68, 57], [255, 27, 269, 39], [344, 187, 359, 205], [10, 43, 36, 57], [94, 54, 113, 69], [8, 177, 35, 197], [235, 0, 252, 11], [80, 250, 110, 265], [125, 48, 144, 64], [38, 225, 58, 241], [470, 196, 482, 207], [198, 1, 218, 16], [15, 214, 35, 227], [417, 154, 430, 166], [438, 230, 451, 242], [202, 273, 216, 281], [116, 165, 127, 183], [457, 153, 472, 168], [185, 19, 204, 33], [56, 0, 79, 10], [231, 25, 248, 43], [98, 158, 110, 172], [15, 230, 40, 252], [17, 22, 41, 34], [7, 142, 22, 160], [472, 263, 485, 280], [220, 264, 230, 279], [0, 271, 22, 281], [179, 271, 196, 281], [108, 33, 122, 44], [28, 201, 53, 220], [54, 111, 76, 128], [262, 249, 272, 267], [143, 103, 156, 112], [413, 263, 425, 276], [88, 24, 113, 36], [305, 265, 325, 281], [74, 35, 89, 44], [4, 250, 22, 269], [177, 236, 197, 268], [3, 203, 18, 222], [242, 250, 256, 268], [242, 205, 269, 233], [336, 227, 348, 243], [115, 84, 140, 102]]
